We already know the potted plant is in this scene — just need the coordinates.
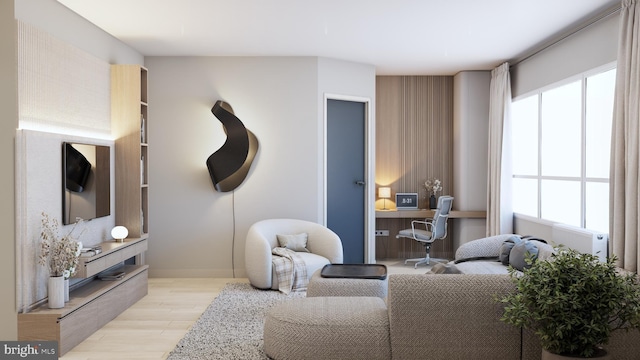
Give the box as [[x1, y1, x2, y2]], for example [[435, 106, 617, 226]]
[[498, 246, 640, 358], [38, 212, 83, 308]]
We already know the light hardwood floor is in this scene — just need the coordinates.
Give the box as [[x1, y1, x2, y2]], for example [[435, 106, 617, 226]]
[[60, 278, 248, 360], [59, 262, 424, 360]]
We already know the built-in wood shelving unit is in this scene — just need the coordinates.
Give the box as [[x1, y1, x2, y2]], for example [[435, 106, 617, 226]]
[[18, 264, 148, 355], [18, 65, 151, 356], [111, 64, 149, 237]]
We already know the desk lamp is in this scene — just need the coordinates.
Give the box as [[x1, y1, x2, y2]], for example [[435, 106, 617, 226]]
[[379, 187, 391, 210]]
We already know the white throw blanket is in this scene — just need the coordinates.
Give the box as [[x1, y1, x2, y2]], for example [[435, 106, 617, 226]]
[[271, 247, 308, 294]]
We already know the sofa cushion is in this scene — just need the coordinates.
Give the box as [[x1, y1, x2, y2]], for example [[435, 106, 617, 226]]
[[452, 260, 511, 274], [388, 274, 523, 359], [264, 297, 390, 360], [307, 269, 388, 298], [276, 232, 310, 252]]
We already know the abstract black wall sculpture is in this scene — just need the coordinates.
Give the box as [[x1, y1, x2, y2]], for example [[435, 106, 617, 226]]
[[206, 100, 259, 192]]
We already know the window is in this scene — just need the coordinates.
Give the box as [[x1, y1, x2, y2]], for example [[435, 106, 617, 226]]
[[511, 67, 616, 232]]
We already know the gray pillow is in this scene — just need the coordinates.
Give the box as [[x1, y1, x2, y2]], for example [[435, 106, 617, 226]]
[[499, 236, 522, 265], [509, 240, 539, 271], [454, 234, 518, 261], [276, 233, 310, 252]]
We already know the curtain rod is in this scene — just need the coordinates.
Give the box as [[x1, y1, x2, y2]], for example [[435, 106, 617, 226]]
[[511, 3, 621, 67]]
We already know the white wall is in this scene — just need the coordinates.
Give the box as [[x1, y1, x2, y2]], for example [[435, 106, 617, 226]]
[[145, 56, 375, 277], [1, 0, 17, 341], [15, 0, 142, 66], [452, 71, 491, 246]]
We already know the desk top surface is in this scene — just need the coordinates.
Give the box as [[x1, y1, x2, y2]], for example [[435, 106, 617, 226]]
[[375, 209, 486, 219]]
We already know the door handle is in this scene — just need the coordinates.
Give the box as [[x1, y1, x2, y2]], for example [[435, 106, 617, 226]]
[[355, 180, 365, 186]]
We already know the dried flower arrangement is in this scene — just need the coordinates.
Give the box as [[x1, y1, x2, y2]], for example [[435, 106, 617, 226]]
[[38, 212, 84, 278], [424, 178, 443, 196]]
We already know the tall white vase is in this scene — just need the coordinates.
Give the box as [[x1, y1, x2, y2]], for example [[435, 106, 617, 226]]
[[48, 276, 65, 309], [64, 278, 70, 302]]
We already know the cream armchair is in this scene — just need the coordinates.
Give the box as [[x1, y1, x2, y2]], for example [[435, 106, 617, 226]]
[[245, 218, 344, 290]]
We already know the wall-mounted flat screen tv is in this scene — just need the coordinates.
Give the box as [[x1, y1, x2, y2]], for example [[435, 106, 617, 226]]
[[62, 142, 111, 225]]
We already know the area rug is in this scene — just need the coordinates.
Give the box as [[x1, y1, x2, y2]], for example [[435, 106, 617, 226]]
[[167, 282, 306, 360]]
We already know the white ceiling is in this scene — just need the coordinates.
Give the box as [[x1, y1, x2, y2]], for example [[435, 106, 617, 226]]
[[58, 0, 620, 75]]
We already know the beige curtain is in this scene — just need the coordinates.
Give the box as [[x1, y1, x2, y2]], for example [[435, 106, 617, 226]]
[[610, 0, 640, 272], [487, 62, 513, 236]]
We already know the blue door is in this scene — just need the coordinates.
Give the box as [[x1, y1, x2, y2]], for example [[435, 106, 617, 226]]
[[327, 99, 365, 264]]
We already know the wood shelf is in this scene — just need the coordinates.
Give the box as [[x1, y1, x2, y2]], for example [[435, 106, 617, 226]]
[[375, 210, 486, 219], [76, 237, 148, 278], [112, 64, 149, 237], [22, 265, 148, 318], [19, 265, 148, 355]]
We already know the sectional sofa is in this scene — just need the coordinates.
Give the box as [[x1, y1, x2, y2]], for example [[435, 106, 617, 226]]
[[263, 235, 640, 359]]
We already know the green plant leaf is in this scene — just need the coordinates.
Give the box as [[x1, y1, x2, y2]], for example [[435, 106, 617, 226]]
[[497, 247, 640, 357]]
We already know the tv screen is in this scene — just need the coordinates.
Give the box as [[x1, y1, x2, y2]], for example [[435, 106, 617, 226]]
[[65, 143, 91, 193], [62, 142, 111, 225]]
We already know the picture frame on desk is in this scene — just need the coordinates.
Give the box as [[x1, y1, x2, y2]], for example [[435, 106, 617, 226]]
[[396, 193, 418, 210]]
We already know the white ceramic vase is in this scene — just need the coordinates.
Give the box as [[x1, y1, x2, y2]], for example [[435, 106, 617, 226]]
[[48, 276, 65, 309], [64, 278, 70, 302]]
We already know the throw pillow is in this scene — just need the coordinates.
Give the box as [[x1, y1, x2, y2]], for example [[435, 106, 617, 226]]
[[454, 234, 518, 262], [530, 240, 555, 261], [509, 240, 539, 271], [426, 263, 462, 274], [499, 235, 522, 266], [276, 233, 310, 252], [522, 235, 548, 244]]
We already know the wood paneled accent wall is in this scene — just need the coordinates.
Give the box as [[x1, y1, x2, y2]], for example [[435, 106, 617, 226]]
[[375, 76, 455, 260]]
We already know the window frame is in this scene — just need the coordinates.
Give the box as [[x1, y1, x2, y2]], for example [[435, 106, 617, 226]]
[[511, 62, 616, 230]]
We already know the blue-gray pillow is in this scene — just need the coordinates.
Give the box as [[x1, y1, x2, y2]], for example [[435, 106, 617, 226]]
[[499, 236, 521, 265], [509, 240, 539, 271]]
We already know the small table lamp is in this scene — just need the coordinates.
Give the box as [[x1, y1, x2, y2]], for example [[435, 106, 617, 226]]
[[111, 226, 128, 243], [378, 187, 391, 210]]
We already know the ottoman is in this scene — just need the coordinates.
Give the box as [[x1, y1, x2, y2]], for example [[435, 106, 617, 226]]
[[306, 267, 388, 298], [264, 296, 390, 360]]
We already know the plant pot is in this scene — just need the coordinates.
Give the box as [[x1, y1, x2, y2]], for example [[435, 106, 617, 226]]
[[48, 276, 65, 309], [429, 195, 437, 209], [542, 348, 610, 359]]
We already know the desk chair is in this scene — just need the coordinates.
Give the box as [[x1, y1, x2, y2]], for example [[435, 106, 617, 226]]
[[396, 195, 454, 268]]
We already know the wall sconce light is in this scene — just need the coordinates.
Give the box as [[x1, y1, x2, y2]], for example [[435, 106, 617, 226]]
[[111, 226, 128, 243], [378, 187, 391, 210], [206, 100, 259, 192]]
